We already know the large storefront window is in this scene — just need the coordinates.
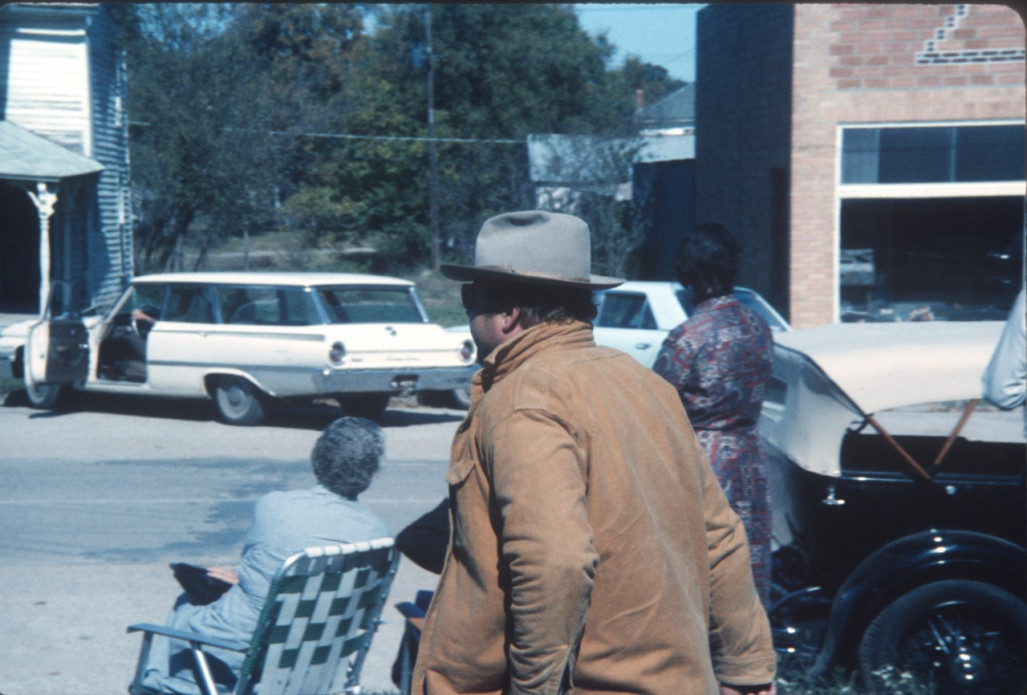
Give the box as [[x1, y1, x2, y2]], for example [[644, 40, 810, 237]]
[[839, 122, 1025, 322], [839, 197, 1023, 322]]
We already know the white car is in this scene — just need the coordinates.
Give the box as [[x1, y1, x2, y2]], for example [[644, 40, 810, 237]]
[[2, 272, 477, 425], [593, 281, 790, 367]]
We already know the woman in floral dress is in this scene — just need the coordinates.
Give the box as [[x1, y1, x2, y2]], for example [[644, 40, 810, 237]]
[[653, 222, 775, 606]]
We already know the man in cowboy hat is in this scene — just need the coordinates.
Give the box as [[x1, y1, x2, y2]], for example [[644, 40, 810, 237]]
[[412, 211, 776, 695]]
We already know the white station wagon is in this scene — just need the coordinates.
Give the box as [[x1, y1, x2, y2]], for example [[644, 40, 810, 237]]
[[6, 272, 477, 425]]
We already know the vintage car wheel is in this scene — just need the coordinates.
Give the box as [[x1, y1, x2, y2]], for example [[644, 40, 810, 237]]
[[417, 388, 471, 410], [214, 376, 266, 426], [337, 393, 390, 420], [859, 579, 1027, 695], [25, 382, 65, 410], [449, 386, 471, 409]]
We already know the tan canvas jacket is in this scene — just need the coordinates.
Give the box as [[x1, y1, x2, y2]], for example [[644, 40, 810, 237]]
[[413, 321, 776, 695]]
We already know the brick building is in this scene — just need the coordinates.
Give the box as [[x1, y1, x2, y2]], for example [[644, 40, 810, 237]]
[[695, 4, 1025, 327]]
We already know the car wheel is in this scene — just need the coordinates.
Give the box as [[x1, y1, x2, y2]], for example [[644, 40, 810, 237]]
[[214, 376, 266, 426], [859, 579, 1027, 695], [25, 382, 65, 410], [417, 388, 471, 410], [449, 386, 471, 410], [337, 393, 390, 420]]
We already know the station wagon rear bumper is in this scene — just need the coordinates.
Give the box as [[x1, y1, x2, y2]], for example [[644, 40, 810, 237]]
[[312, 364, 476, 395]]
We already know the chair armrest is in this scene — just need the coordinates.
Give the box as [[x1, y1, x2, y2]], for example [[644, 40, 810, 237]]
[[127, 623, 245, 653], [395, 602, 427, 620]]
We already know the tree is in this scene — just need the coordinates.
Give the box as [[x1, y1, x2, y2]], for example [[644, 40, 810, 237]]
[[115, 3, 686, 276], [117, 4, 282, 272], [607, 56, 684, 130], [530, 134, 651, 278], [291, 3, 628, 271]]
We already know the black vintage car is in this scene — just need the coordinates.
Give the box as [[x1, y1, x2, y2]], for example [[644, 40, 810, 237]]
[[761, 321, 1026, 695]]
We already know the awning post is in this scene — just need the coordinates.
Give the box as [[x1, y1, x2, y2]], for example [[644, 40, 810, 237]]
[[28, 182, 58, 314]]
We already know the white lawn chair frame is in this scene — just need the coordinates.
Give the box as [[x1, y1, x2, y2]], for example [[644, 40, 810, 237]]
[[128, 538, 398, 695]]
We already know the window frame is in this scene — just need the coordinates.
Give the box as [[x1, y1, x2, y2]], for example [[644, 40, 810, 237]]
[[837, 120, 1027, 199]]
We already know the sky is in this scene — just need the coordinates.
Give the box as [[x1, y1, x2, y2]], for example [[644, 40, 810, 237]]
[[574, 4, 704, 83]]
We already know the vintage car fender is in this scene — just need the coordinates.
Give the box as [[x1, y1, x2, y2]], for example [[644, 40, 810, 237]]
[[809, 528, 1027, 675], [200, 368, 273, 397]]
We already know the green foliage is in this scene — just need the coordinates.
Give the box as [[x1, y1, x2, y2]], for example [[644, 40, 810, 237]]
[[121, 4, 280, 272], [775, 658, 936, 695], [609, 55, 683, 121], [116, 3, 687, 278]]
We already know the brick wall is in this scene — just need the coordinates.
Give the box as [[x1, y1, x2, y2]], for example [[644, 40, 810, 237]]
[[788, 3, 1025, 327]]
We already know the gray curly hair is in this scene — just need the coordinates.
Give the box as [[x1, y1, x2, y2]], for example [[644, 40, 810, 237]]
[[311, 417, 384, 499]]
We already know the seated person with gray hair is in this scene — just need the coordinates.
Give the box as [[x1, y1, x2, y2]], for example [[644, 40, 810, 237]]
[[138, 417, 390, 695]]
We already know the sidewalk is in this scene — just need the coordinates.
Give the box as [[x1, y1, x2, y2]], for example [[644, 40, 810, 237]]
[[0, 556, 435, 695]]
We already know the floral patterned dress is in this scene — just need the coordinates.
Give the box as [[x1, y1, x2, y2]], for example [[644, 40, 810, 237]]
[[653, 294, 774, 605]]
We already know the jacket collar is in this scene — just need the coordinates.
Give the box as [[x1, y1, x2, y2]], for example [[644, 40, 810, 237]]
[[478, 320, 594, 391]]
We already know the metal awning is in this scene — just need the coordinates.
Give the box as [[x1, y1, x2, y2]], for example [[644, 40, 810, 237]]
[[0, 120, 104, 181]]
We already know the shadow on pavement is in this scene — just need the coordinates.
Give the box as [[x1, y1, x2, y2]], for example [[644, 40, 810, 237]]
[[3, 387, 465, 430]]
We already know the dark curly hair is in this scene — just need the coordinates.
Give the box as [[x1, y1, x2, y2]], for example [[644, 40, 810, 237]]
[[472, 280, 598, 328], [675, 222, 741, 302], [311, 417, 383, 499]]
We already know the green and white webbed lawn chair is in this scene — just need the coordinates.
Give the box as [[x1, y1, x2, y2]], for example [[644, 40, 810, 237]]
[[128, 538, 399, 695]]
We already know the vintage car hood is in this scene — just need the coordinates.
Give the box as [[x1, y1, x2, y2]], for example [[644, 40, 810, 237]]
[[761, 321, 1006, 477], [773, 321, 1004, 413]]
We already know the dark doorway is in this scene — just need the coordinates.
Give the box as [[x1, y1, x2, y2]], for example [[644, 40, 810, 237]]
[[0, 180, 40, 312], [635, 160, 696, 280]]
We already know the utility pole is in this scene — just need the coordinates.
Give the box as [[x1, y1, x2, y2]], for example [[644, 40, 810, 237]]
[[425, 7, 441, 271]]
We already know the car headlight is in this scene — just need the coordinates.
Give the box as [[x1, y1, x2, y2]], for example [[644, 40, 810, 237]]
[[459, 339, 475, 363]]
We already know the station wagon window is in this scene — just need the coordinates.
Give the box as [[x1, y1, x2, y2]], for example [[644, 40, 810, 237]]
[[216, 285, 320, 326], [164, 285, 214, 323], [316, 286, 424, 324], [597, 292, 657, 329], [121, 283, 166, 319]]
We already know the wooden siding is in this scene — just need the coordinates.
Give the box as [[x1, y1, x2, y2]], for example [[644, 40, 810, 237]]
[[87, 6, 132, 306], [6, 36, 91, 154], [0, 4, 132, 311]]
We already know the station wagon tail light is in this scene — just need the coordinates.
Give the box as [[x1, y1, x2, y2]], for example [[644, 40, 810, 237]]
[[460, 339, 475, 363], [329, 341, 346, 365]]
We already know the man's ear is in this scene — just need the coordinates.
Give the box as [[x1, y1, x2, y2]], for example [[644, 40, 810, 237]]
[[501, 306, 522, 334]]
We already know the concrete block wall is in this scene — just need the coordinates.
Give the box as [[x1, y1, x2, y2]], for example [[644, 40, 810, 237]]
[[695, 4, 795, 317]]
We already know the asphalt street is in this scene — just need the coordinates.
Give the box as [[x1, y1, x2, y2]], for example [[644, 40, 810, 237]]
[[0, 390, 461, 695]]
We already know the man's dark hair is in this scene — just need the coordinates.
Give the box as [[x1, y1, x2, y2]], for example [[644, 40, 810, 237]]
[[311, 417, 383, 499], [477, 280, 597, 328], [675, 222, 741, 301]]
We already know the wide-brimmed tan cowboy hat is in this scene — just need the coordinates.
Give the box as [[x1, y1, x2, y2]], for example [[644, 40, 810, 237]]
[[440, 210, 624, 289]]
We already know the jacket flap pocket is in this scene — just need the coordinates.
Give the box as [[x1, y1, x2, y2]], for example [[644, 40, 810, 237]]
[[445, 453, 475, 486]]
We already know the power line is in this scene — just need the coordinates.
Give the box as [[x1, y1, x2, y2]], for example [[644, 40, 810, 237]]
[[126, 121, 523, 145], [271, 129, 523, 145], [576, 4, 705, 12]]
